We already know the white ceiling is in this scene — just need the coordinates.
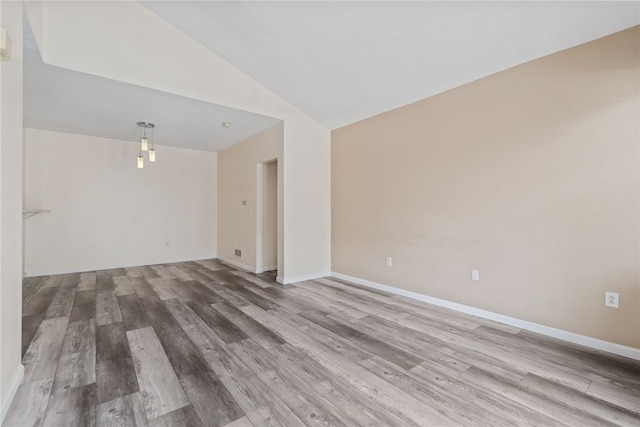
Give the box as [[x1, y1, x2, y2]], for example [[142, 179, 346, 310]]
[[143, 1, 640, 129], [23, 21, 280, 152], [24, 1, 640, 149]]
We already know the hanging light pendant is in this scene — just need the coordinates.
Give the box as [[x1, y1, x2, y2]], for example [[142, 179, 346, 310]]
[[148, 124, 156, 162], [136, 122, 156, 168]]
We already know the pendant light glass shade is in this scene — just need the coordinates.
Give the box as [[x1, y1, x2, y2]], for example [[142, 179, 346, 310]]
[[136, 122, 156, 168]]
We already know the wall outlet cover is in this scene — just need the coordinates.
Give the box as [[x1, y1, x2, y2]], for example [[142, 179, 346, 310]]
[[605, 291, 619, 308]]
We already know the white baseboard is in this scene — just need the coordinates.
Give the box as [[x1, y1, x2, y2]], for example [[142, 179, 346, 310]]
[[277, 271, 331, 285], [255, 265, 277, 274], [1, 364, 24, 424], [25, 253, 218, 278], [331, 272, 640, 361], [217, 257, 257, 274]]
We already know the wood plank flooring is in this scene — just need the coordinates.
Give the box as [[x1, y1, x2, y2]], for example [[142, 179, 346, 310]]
[[5, 259, 640, 426]]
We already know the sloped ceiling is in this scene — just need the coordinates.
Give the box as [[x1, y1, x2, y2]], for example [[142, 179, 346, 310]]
[[23, 16, 280, 152], [143, 1, 640, 129], [24, 1, 640, 149]]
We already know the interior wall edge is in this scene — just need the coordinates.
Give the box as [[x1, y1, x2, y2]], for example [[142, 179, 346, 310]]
[[0, 365, 23, 425]]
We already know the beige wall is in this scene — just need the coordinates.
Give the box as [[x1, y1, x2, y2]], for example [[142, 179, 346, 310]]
[[218, 123, 283, 274], [0, 2, 24, 420], [262, 160, 278, 271], [332, 27, 640, 348], [24, 129, 217, 276]]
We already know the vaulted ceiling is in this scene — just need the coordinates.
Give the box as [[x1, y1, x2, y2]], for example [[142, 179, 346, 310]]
[[23, 19, 280, 152], [142, 1, 640, 129], [24, 1, 640, 150]]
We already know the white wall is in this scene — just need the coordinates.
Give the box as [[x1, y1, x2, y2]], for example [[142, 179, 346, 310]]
[[24, 128, 217, 276], [283, 118, 331, 281], [0, 2, 24, 421], [25, 1, 331, 284]]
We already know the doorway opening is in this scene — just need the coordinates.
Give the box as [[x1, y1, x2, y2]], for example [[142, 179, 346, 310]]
[[256, 159, 278, 274]]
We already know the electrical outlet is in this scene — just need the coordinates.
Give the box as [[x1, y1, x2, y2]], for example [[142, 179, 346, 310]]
[[605, 291, 619, 308], [235, 249, 242, 257], [471, 269, 479, 281], [386, 257, 393, 267]]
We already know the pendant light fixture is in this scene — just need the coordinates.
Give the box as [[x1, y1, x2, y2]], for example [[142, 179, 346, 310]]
[[137, 122, 156, 168]]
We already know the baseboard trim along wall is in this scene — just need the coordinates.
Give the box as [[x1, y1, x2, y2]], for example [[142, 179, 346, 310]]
[[331, 272, 640, 361], [1, 365, 24, 424], [217, 258, 327, 285], [277, 272, 331, 286], [217, 257, 257, 274], [255, 266, 277, 274], [25, 254, 219, 278]]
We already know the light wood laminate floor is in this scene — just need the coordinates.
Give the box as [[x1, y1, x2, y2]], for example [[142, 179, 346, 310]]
[[5, 259, 640, 426]]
